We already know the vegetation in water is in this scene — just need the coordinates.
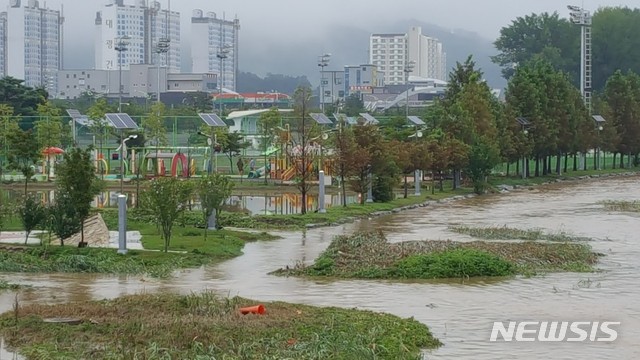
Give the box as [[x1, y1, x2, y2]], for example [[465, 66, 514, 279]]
[[273, 232, 599, 279], [449, 225, 593, 242], [0, 292, 441, 359], [0, 280, 23, 291], [598, 200, 640, 212]]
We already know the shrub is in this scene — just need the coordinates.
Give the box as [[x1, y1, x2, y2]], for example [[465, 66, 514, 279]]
[[392, 249, 515, 279]]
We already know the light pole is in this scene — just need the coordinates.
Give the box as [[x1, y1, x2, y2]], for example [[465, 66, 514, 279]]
[[597, 125, 603, 170], [115, 35, 131, 113], [522, 128, 529, 179], [198, 131, 217, 174], [155, 38, 170, 104], [120, 134, 138, 193], [366, 164, 373, 203], [216, 44, 232, 115], [318, 53, 331, 114], [404, 60, 416, 118]]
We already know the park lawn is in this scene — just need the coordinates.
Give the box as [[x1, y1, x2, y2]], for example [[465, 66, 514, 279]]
[[488, 167, 637, 188], [222, 185, 473, 230], [0, 292, 441, 359]]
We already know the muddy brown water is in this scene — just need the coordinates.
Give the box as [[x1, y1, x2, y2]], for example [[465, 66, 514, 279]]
[[2, 178, 640, 359]]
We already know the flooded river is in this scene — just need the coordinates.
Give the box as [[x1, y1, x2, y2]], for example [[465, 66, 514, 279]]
[[2, 177, 640, 359]]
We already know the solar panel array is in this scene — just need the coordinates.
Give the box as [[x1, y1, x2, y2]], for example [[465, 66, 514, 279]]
[[359, 113, 379, 124], [592, 115, 606, 123], [105, 113, 138, 129], [407, 116, 426, 125], [516, 117, 530, 126], [66, 109, 82, 118], [198, 113, 227, 127], [309, 113, 333, 125]]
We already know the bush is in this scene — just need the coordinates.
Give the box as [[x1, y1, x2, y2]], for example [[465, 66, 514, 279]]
[[392, 249, 515, 279]]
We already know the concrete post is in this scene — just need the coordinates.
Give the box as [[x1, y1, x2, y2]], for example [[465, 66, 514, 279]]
[[414, 169, 421, 196], [207, 211, 217, 230], [117, 195, 128, 255], [318, 170, 326, 213], [366, 171, 374, 203]]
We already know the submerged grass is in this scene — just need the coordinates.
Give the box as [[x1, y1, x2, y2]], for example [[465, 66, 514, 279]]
[[273, 232, 599, 279], [449, 225, 593, 242], [598, 200, 640, 212], [0, 280, 22, 291], [0, 291, 441, 359]]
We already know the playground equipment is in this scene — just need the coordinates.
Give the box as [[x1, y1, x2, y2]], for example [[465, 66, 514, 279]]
[[41, 147, 64, 179]]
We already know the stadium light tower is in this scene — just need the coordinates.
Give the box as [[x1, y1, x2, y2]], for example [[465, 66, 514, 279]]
[[568, 5, 592, 115]]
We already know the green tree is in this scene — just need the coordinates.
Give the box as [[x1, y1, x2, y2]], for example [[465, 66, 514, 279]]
[[603, 70, 640, 168], [220, 131, 249, 174], [56, 147, 104, 247], [18, 195, 46, 245], [331, 115, 356, 206], [0, 76, 47, 116], [142, 102, 168, 159], [47, 191, 80, 246], [257, 107, 281, 184], [0, 104, 20, 177], [86, 98, 112, 175], [342, 94, 365, 116], [34, 101, 63, 149], [292, 86, 320, 214], [7, 129, 40, 195], [141, 177, 193, 252], [466, 137, 501, 194], [197, 174, 234, 240]]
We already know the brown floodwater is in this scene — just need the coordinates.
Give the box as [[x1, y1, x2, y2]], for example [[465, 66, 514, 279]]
[[2, 177, 640, 359]]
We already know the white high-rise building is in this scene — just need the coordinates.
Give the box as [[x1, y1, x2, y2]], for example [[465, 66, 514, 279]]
[[191, 10, 240, 91], [0, 12, 7, 77], [369, 26, 447, 85], [95, 0, 180, 73], [2, 0, 63, 94]]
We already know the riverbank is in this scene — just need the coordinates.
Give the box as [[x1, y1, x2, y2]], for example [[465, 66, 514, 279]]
[[0, 228, 277, 278], [272, 232, 600, 280], [0, 291, 441, 359]]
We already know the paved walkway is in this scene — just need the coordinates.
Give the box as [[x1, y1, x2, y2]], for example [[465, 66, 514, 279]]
[[0, 230, 144, 250]]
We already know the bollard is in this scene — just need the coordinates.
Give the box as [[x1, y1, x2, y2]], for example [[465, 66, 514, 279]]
[[414, 169, 421, 196], [207, 211, 217, 230], [318, 170, 326, 213], [366, 172, 374, 203], [117, 194, 128, 255]]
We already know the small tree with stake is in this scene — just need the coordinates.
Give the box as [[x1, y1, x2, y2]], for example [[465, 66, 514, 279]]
[[197, 173, 234, 240], [6, 128, 40, 196], [56, 147, 104, 247], [258, 107, 281, 184], [18, 195, 45, 245], [141, 177, 192, 253]]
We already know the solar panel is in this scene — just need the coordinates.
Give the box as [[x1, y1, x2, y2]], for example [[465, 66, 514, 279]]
[[407, 116, 425, 125], [309, 113, 333, 125], [198, 113, 227, 127], [359, 113, 379, 124], [346, 117, 357, 125], [74, 116, 92, 126], [66, 109, 82, 118], [105, 113, 138, 129], [515, 117, 530, 126], [592, 115, 606, 123]]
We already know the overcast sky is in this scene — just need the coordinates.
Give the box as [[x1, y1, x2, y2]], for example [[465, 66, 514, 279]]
[[17, 0, 638, 74]]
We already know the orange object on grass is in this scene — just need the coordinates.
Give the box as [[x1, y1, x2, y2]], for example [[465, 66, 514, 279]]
[[239, 304, 265, 315]]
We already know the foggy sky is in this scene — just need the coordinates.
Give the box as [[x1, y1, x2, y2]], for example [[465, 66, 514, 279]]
[[15, 0, 638, 76]]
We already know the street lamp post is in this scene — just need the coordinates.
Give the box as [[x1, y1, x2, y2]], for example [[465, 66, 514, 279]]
[[114, 36, 131, 113], [404, 60, 416, 118], [597, 125, 603, 170], [120, 134, 138, 193], [198, 131, 217, 174], [366, 164, 373, 203], [522, 128, 529, 179], [155, 38, 170, 104], [318, 53, 331, 114], [216, 44, 232, 116]]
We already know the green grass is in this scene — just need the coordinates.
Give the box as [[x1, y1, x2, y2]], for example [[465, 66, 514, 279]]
[[449, 226, 592, 242], [0, 280, 23, 291], [0, 291, 441, 359], [488, 167, 637, 188], [273, 232, 600, 279], [598, 200, 640, 212]]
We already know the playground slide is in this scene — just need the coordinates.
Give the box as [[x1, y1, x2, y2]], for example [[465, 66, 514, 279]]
[[248, 166, 266, 179], [281, 166, 296, 181]]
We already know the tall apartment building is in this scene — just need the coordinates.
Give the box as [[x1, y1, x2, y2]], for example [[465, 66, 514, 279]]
[[1, 0, 63, 95], [0, 12, 6, 77], [94, 0, 180, 73], [191, 10, 240, 91], [369, 26, 446, 85]]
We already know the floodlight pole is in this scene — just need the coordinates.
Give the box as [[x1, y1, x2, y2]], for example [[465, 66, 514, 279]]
[[155, 38, 170, 104], [115, 36, 130, 113], [120, 134, 138, 193], [404, 60, 415, 118], [318, 53, 331, 114]]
